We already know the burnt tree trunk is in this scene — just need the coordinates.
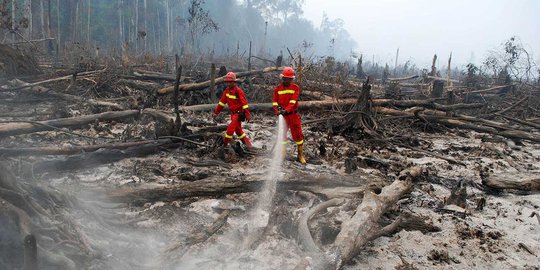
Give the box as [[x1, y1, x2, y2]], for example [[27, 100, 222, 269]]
[[333, 77, 378, 138], [107, 176, 385, 206], [0, 110, 140, 137], [157, 67, 284, 95], [483, 173, 540, 193], [0, 140, 163, 156], [431, 80, 444, 98], [329, 167, 422, 269]]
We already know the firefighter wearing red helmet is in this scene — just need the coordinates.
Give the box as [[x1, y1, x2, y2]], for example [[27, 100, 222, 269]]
[[273, 67, 306, 164], [213, 72, 252, 148]]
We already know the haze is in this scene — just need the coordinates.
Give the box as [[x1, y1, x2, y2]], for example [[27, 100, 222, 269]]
[[303, 0, 540, 68]]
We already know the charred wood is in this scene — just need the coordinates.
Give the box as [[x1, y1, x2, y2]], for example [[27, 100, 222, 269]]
[[180, 98, 483, 113], [375, 107, 540, 143], [107, 176, 385, 205], [0, 69, 105, 92], [0, 110, 140, 137], [157, 66, 284, 95], [0, 140, 164, 156], [28, 141, 175, 174], [328, 166, 423, 269], [482, 173, 540, 193]]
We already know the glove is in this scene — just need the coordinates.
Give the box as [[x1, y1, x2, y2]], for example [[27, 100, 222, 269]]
[[277, 106, 285, 115], [239, 111, 246, 122]]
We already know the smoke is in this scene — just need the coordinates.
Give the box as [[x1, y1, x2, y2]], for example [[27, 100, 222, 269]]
[[174, 115, 289, 270], [73, 188, 168, 269]]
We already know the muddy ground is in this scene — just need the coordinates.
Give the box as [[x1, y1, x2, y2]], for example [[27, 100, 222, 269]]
[[0, 53, 539, 269], [1, 103, 539, 269]]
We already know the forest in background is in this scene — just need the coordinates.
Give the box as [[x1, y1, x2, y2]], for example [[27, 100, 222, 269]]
[[0, 0, 356, 59], [0, 0, 538, 85]]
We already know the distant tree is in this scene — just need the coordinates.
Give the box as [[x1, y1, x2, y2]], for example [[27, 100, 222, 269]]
[[484, 36, 536, 82], [356, 54, 366, 79], [319, 12, 355, 58], [402, 60, 412, 76], [187, 0, 218, 53], [382, 63, 389, 83], [251, 0, 304, 24], [0, 0, 29, 42]]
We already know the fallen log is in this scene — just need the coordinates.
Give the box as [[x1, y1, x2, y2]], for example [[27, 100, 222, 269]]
[[490, 96, 528, 116], [318, 167, 423, 269], [302, 90, 334, 101], [328, 166, 422, 269], [132, 70, 177, 81], [5, 79, 125, 110], [179, 99, 354, 112], [0, 140, 162, 156], [117, 79, 160, 91], [298, 198, 345, 253], [399, 82, 431, 87], [45, 91, 124, 110], [29, 141, 175, 174], [482, 173, 540, 193], [375, 107, 540, 143], [180, 99, 484, 113], [453, 113, 530, 131], [106, 175, 385, 205], [425, 75, 460, 83], [426, 75, 460, 83], [0, 110, 41, 118], [0, 69, 106, 91], [499, 114, 540, 130], [0, 110, 140, 137], [388, 75, 419, 81], [157, 66, 284, 95], [0, 108, 177, 138], [464, 85, 513, 94]]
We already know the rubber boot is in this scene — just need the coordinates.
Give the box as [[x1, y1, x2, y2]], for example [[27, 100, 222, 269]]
[[297, 143, 306, 164], [241, 137, 253, 148]]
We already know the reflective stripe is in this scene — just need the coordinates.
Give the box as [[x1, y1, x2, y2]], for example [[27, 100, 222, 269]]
[[238, 133, 246, 139], [272, 102, 278, 106], [226, 94, 237, 99], [224, 134, 233, 139], [278, 90, 295, 95], [281, 141, 288, 145], [296, 139, 304, 145], [289, 100, 296, 104], [218, 101, 225, 107], [242, 105, 249, 109]]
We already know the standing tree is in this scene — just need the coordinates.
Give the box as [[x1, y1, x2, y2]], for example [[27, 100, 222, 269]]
[[186, 0, 218, 54], [251, 0, 304, 24], [356, 54, 366, 79], [484, 37, 536, 82], [382, 64, 389, 84]]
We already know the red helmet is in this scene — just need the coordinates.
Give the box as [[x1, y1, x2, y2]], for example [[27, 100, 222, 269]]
[[224, 72, 237, 82], [280, 67, 295, 79]]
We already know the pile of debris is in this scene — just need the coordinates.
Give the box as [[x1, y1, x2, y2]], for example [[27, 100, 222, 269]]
[[0, 53, 539, 269]]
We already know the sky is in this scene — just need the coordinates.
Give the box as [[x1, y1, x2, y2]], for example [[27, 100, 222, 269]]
[[302, 0, 540, 68]]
